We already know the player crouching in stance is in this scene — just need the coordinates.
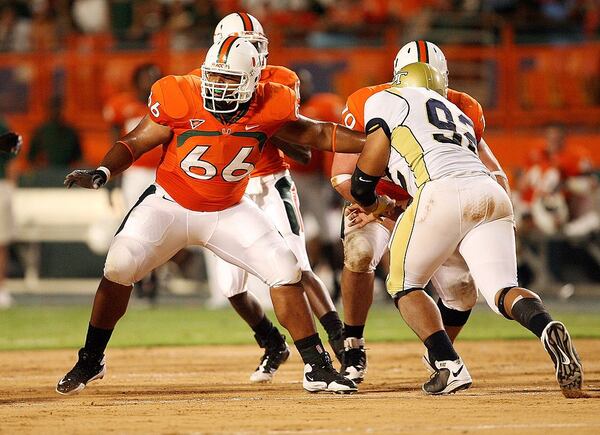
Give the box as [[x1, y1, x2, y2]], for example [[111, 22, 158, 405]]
[[350, 62, 583, 397], [56, 38, 363, 395]]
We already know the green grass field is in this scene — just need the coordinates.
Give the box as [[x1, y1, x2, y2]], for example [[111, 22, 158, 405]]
[[1, 303, 599, 351]]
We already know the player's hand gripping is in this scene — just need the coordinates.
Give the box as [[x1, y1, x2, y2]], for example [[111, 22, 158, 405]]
[[0, 132, 22, 156], [348, 194, 397, 219], [346, 207, 383, 229], [64, 168, 109, 189]]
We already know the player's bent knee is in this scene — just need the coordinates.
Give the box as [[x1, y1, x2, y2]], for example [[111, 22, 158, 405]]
[[343, 231, 377, 273], [492, 286, 541, 319], [103, 239, 143, 286], [268, 260, 302, 287], [442, 291, 477, 312]]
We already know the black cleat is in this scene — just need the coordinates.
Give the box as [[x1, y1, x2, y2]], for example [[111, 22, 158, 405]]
[[541, 321, 585, 398], [250, 333, 290, 383], [341, 337, 367, 383], [56, 348, 106, 395], [303, 351, 357, 394]]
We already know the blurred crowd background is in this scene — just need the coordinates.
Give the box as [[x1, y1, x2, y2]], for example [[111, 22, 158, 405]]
[[0, 0, 599, 307], [1, 0, 599, 52]]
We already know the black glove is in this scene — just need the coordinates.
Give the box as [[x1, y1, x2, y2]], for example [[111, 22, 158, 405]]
[[0, 132, 22, 156], [64, 168, 109, 189]]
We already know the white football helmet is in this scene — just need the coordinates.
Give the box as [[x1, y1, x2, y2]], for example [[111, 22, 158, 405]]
[[201, 36, 261, 114], [394, 40, 448, 87], [214, 12, 268, 69]]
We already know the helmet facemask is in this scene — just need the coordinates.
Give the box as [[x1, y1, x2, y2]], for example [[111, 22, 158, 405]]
[[201, 67, 252, 114]]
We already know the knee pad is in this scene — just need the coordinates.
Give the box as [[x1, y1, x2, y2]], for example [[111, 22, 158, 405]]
[[343, 230, 377, 273], [439, 281, 478, 312], [392, 287, 424, 308], [496, 286, 515, 319], [437, 298, 472, 327], [103, 238, 143, 286], [267, 253, 302, 287]]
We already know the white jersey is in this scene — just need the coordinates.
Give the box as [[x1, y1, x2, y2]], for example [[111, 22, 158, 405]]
[[364, 86, 489, 196]]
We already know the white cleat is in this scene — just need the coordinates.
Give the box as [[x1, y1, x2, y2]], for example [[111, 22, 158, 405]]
[[422, 350, 436, 374], [422, 358, 472, 395], [303, 353, 357, 394]]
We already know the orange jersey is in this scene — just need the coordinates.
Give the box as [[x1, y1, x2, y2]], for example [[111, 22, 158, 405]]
[[149, 74, 298, 212], [251, 65, 299, 177], [104, 92, 164, 169], [446, 89, 485, 143], [339, 84, 486, 201]]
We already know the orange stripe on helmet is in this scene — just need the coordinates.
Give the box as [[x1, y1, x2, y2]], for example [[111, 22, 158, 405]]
[[238, 12, 254, 31], [417, 40, 429, 63], [218, 36, 237, 63]]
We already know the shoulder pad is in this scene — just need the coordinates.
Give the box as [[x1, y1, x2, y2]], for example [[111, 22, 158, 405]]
[[262, 65, 299, 90], [257, 82, 298, 123], [447, 88, 485, 140], [151, 75, 196, 122]]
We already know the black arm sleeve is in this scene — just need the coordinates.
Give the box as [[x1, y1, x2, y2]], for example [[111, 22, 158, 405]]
[[350, 166, 381, 207]]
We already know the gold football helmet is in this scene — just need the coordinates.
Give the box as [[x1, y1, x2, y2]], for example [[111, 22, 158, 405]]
[[392, 62, 447, 97]]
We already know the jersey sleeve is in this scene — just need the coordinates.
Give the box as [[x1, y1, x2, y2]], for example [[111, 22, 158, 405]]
[[262, 82, 299, 125], [364, 90, 409, 138], [448, 89, 485, 142], [148, 75, 193, 126], [343, 91, 365, 132]]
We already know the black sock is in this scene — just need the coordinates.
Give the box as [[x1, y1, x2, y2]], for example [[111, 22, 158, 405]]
[[319, 311, 344, 340], [511, 298, 553, 338], [294, 333, 326, 364], [84, 323, 113, 355], [423, 330, 459, 363], [344, 323, 365, 339], [251, 315, 276, 338]]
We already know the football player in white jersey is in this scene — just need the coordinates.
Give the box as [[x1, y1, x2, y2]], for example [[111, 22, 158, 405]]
[[332, 40, 509, 384], [349, 62, 584, 397]]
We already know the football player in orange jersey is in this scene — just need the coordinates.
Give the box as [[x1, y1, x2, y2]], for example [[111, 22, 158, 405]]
[[331, 41, 511, 384], [56, 37, 365, 396], [207, 13, 345, 383], [104, 63, 164, 303]]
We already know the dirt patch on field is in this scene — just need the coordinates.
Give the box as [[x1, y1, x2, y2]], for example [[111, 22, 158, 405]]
[[1, 340, 599, 434]]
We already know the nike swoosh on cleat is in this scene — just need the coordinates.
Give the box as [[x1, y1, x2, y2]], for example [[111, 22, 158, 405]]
[[452, 366, 464, 377], [557, 347, 571, 365], [245, 124, 260, 131]]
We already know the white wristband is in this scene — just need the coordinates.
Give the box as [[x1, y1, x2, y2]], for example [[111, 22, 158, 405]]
[[491, 170, 508, 181], [97, 166, 111, 182]]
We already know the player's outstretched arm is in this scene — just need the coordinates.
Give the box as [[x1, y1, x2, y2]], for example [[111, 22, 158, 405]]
[[478, 138, 511, 197], [272, 115, 365, 154], [350, 128, 395, 217], [65, 116, 172, 189], [269, 136, 312, 164]]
